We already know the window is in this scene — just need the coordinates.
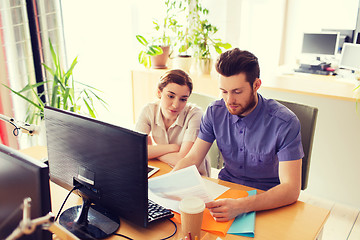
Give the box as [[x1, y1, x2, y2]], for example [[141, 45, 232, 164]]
[[0, 0, 65, 148]]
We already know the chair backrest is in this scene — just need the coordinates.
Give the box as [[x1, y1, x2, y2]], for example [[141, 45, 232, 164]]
[[276, 100, 318, 190], [188, 92, 223, 169]]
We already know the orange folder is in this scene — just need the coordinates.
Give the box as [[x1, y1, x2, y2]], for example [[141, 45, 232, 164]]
[[172, 189, 248, 237]]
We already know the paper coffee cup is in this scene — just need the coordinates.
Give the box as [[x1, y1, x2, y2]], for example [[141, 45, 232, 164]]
[[179, 196, 205, 239]]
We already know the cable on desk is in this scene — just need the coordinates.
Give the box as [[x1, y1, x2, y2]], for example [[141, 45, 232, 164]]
[[113, 233, 134, 240], [55, 185, 80, 221], [113, 218, 177, 240], [160, 218, 177, 240]]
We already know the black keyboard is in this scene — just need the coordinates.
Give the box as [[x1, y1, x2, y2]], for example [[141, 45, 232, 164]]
[[148, 199, 174, 223], [294, 68, 331, 75]]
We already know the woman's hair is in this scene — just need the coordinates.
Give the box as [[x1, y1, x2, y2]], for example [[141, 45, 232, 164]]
[[215, 48, 260, 87], [158, 69, 193, 94]]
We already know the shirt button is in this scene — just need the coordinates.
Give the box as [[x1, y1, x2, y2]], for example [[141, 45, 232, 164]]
[[240, 148, 243, 152], [240, 166, 243, 169], [240, 130, 243, 134]]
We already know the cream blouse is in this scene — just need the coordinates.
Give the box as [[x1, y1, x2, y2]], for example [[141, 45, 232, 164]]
[[135, 101, 210, 176]]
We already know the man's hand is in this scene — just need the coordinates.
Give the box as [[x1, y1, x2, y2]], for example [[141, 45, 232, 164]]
[[205, 198, 245, 222]]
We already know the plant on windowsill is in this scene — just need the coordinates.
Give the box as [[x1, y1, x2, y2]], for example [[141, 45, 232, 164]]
[[136, 0, 182, 69], [171, 4, 194, 72], [189, 0, 232, 74], [192, 20, 232, 74], [2, 40, 108, 126]]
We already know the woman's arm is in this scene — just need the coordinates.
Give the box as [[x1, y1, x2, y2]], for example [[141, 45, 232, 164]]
[[157, 141, 194, 166], [147, 143, 180, 160]]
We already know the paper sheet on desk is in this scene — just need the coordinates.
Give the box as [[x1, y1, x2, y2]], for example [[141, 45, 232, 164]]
[[148, 165, 229, 213]]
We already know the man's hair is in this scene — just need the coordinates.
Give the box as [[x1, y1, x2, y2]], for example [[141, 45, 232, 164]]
[[158, 69, 193, 94], [215, 48, 260, 86]]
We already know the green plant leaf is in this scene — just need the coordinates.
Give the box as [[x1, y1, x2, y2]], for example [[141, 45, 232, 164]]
[[144, 55, 151, 68], [147, 46, 163, 56], [16, 82, 46, 93], [30, 88, 44, 109], [64, 57, 78, 85], [49, 39, 58, 67], [2, 84, 43, 110], [50, 84, 59, 108], [42, 63, 55, 76], [136, 35, 148, 46], [138, 51, 146, 64], [85, 89, 109, 109], [84, 98, 96, 118], [214, 45, 222, 54]]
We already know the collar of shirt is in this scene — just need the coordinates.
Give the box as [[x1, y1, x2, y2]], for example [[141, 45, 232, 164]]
[[229, 93, 263, 129], [154, 102, 186, 130]]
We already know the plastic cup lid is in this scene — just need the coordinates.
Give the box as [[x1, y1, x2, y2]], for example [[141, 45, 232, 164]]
[[179, 196, 205, 214]]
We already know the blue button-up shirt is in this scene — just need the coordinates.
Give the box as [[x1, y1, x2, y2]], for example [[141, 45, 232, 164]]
[[198, 94, 304, 190]]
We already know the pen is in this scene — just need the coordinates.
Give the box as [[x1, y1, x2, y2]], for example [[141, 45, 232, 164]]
[[188, 232, 192, 240], [194, 236, 198, 240]]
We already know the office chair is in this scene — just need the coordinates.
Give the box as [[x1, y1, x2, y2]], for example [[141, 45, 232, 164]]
[[276, 100, 318, 190], [188, 92, 223, 169]]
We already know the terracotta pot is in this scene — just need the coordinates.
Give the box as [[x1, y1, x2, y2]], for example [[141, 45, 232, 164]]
[[150, 46, 170, 69]]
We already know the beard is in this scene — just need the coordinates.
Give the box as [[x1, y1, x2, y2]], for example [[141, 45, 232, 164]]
[[226, 91, 257, 116]]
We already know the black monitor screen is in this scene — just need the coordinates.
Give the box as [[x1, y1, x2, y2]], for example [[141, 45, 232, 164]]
[[44, 106, 148, 239], [301, 32, 339, 56], [0, 144, 51, 240]]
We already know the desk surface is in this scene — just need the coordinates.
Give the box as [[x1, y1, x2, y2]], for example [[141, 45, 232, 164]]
[[21, 147, 330, 240]]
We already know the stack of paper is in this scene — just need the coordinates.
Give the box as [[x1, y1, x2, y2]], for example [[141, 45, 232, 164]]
[[148, 165, 256, 237]]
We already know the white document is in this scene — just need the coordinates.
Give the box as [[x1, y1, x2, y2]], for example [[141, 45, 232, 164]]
[[148, 165, 229, 213]]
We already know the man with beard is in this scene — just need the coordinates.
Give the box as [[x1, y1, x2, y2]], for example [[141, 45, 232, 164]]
[[173, 48, 304, 222]]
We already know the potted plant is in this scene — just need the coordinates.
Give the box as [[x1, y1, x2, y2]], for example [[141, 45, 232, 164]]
[[2, 40, 107, 126], [136, 0, 182, 69], [171, 11, 194, 72], [186, 0, 231, 74], [169, 0, 194, 72], [136, 34, 164, 69], [192, 20, 231, 74]]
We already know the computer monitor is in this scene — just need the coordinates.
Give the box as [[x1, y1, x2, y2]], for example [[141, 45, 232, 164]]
[[301, 32, 340, 57], [322, 29, 354, 52], [339, 43, 360, 71], [0, 144, 52, 240], [44, 106, 148, 239]]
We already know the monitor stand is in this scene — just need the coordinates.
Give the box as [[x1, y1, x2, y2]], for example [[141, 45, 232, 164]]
[[59, 197, 120, 239]]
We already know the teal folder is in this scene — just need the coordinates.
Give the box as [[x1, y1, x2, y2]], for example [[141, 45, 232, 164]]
[[227, 190, 257, 237]]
